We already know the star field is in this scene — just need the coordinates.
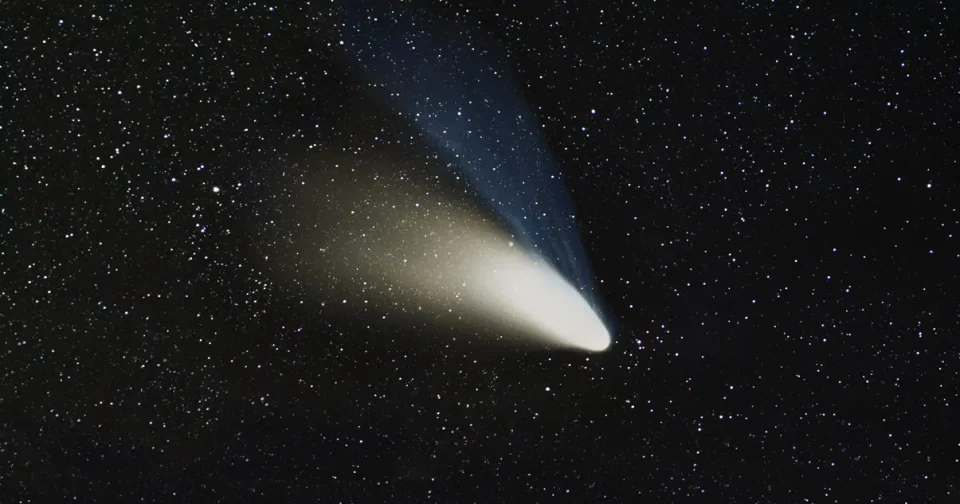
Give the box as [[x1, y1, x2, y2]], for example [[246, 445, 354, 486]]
[[2, 1, 957, 502]]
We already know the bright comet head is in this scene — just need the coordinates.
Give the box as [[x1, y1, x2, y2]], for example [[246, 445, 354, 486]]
[[468, 247, 611, 352]]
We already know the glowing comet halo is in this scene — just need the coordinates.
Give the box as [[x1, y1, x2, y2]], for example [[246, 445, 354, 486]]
[[467, 247, 611, 352], [266, 157, 611, 353]]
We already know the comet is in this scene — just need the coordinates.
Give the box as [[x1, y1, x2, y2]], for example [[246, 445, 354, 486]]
[[266, 2, 614, 351]]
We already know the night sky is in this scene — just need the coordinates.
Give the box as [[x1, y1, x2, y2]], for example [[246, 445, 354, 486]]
[[3, 1, 958, 502]]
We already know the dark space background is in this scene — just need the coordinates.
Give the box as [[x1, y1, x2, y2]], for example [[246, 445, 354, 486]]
[[2, 1, 958, 502]]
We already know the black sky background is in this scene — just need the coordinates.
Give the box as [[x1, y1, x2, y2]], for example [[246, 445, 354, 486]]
[[2, 0, 958, 502]]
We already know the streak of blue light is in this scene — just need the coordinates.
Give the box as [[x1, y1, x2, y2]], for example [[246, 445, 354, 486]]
[[340, 3, 612, 328]]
